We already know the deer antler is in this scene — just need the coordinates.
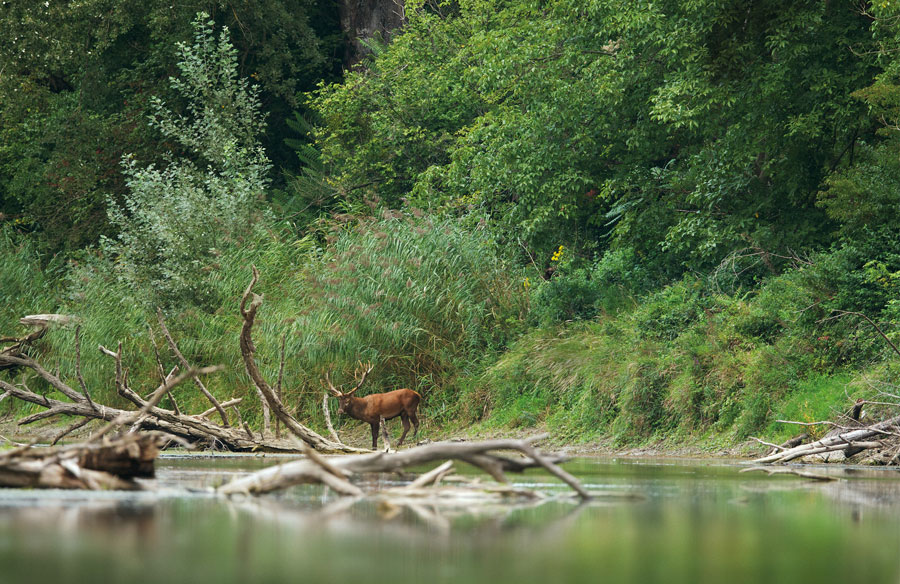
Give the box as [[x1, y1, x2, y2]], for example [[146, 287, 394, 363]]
[[322, 371, 343, 397], [346, 361, 374, 396]]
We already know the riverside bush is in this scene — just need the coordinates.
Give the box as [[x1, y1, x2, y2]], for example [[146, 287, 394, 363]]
[[106, 15, 270, 308], [529, 246, 651, 327], [290, 211, 529, 391]]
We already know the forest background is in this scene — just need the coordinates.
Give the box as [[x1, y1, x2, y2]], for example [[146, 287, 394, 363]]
[[4, 0, 900, 450]]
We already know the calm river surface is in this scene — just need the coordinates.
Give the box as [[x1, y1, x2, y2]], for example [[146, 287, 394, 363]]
[[0, 455, 898, 584]]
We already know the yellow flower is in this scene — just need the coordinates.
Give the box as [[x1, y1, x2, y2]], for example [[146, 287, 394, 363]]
[[551, 245, 565, 262]]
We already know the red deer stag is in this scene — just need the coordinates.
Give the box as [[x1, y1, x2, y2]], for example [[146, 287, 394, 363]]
[[324, 363, 421, 449]]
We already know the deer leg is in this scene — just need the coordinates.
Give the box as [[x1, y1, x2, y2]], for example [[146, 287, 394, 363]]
[[370, 422, 379, 449], [410, 411, 419, 441], [397, 413, 411, 446]]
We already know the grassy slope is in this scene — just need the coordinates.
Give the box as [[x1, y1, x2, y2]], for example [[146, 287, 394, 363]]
[[434, 283, 898, 452], [3, 224, 898, 452]]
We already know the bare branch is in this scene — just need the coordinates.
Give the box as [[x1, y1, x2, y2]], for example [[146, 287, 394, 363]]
[[50, 418, 92, 446], [74, 325, 97, 411], [322, 393, 343, 444], [239, 265, 362, 453], [195, 398, 243, 419], [157, 308, 229, 427], [819, 310, 900, 360], [148, 325, 181, 415]]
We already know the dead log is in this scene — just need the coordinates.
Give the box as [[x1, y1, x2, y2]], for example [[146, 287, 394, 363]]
[[239, 265, 364, 453], [219, 433, 591, 500], [753, 414, 900, 464], [0, 433, 165, 490]]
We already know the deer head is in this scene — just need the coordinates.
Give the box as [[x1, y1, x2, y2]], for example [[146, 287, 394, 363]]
[[323, 361, 374, 414]]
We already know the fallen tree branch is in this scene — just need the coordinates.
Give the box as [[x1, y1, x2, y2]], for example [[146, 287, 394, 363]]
[[219, 433, 591, 500], [239, 266, 364, 453], [195, 398, 243, 420], [404, 460, 454, 489], [754, 413, 900, 464], [0, 432, 165, 490], [157, 308, 229, 427]]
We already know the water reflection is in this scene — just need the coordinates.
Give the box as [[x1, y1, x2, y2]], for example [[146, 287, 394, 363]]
[[0, 457, 898, 584]]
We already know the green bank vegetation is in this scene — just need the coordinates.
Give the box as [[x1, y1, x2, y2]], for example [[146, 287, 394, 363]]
[[4, 3, 900, 448]]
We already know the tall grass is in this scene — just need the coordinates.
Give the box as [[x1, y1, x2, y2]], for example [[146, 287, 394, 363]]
[[1, 214, 528, 434], [0, 226, 62, 326], [288, 211, 528, 393]]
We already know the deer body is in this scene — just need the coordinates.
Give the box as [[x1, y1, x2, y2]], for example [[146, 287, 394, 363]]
[[339, 388, 421, 449], [325, 364, 421, 449]]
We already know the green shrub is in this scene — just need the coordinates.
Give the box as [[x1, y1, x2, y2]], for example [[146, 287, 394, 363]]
[[289, 211, 529, 391], [631, 277, 707, 341], [529, 246, 652, 326], [530, 261, 602, 326], [0, 226, 62, 326], [106, 15, 270, 308]]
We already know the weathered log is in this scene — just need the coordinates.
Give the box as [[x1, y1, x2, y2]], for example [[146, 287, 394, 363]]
[[754, 414, 900, 464], [0, 433, 165, 490], [19, 314, 76, 328], [219, 433, 591, 500]]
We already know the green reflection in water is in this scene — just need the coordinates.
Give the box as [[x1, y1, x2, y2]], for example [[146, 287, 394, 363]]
[[0, 458, 898, 584]]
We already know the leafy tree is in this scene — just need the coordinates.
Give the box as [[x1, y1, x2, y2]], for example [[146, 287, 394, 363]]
[[0, 0, 339, 253], [311, 0, 877, 279], [106, 15, 270, 307]]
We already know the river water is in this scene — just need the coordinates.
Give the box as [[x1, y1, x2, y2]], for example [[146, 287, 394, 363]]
[[0, 455, 898, 584]]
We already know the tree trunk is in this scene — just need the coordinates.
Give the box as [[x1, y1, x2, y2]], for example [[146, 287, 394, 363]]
[[340, 0, 405, 66]]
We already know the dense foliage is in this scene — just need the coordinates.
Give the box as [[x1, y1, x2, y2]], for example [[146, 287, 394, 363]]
[[0, 0, 339, 252], [311, 0, 876, 273], [5, 2, 900, 446]]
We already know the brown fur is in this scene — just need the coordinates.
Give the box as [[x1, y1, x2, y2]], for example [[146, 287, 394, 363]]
[[337, 389, 421, 449]]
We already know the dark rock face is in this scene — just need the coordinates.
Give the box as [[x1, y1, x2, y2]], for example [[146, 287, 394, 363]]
[[340, 0, 405, 66]]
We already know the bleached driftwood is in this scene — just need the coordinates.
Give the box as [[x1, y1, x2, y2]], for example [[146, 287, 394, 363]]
[[753, 414, 900, 464], [219, 433, 591, 500]]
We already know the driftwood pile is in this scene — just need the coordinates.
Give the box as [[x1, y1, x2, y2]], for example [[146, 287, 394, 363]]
[[750, 310, 900, 466], [752, 403, 900, 466], [219, 433, 591, 500], [0, 267, 593, 502], [0, 279, 362, 454]]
